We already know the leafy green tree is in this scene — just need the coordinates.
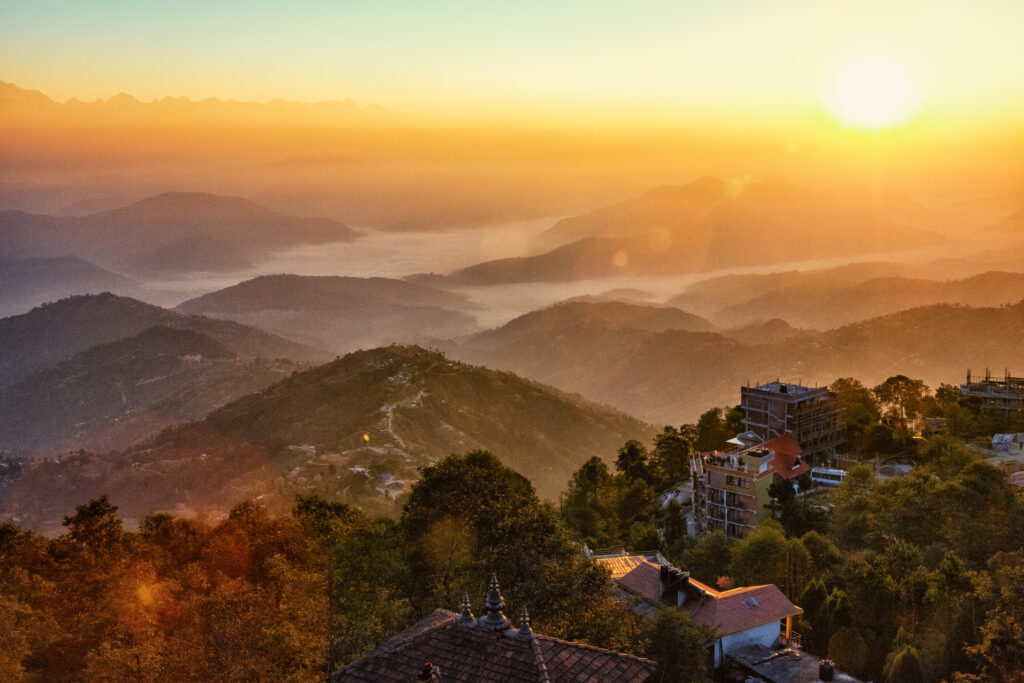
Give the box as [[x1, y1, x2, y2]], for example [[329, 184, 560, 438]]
[[695, 408, 731, 453], [645, 608, 715, 683], [682, 531, 732, 586], [830, 378, 881, 453], [873, 375, 928, 431], [828, 626, 869, 679], [615, 440, 653, 484], [884, 644, 926, 683]]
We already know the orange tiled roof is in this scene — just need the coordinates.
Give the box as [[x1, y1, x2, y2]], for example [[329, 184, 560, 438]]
[[593, 555, 651, 579], [334, 609, 656, 682], [612, 566, 802, 637], [763, 434, 810, 480], [686, 580, 803, 636]]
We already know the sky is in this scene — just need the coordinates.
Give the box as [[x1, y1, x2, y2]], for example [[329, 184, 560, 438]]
[[2, 0, 1024, 127]]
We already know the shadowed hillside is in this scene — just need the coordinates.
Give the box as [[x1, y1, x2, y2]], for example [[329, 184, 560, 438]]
[[0, 346, 651, 530], [0, 326, 304, 455], [0, 293, 326, 387]]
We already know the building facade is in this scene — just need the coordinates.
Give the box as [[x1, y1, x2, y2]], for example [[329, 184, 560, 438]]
[[962, 369, 1024, 413], [691, 435, 810, 538], [740, 381, 843, 463]]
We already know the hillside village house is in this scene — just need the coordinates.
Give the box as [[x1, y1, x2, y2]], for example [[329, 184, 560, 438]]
[[592, 552, 860, 682], [691, 434, 810, 538], [962, 369, 1024, 413]]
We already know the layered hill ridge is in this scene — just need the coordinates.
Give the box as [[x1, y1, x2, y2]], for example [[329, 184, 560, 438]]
[[0, 191, 355, 272], [669, 269, 1024, 328], [0, 326, 303, 455], [175, 275, 482, 352], [444, 299, 1024, 423], [1, 346, 651, 529], [0, 292, 326, 387], [0, 256, 136, 317], [434, 177, 946, 285]]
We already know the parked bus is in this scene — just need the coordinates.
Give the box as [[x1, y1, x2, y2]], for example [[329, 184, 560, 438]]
[[810, 467, 847, 487]]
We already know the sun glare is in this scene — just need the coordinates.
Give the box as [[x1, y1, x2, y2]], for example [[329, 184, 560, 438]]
[[825, 54, 923, 130]]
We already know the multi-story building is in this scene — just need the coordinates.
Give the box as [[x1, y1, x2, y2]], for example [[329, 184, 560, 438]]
[[740, 381, 843, 463], [691, 434, 810, 539], [962, 369, 1024, 413]]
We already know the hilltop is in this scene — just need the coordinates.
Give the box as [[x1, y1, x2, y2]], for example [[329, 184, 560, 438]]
[[0, 256, 136, 317], [175, 275, 481, 352], [1, 346, 651, 529], [0, 293, 326, 387], [0, 326, 303, 455]]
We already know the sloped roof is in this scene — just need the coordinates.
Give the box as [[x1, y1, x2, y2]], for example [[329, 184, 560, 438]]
[[616, 560, 662, 602], [610, 565, 802, 637], [594, 554, 652, 579], [763, 434, 810, 479], [333, 609, 656, 682], [686, 580, 802, 636]]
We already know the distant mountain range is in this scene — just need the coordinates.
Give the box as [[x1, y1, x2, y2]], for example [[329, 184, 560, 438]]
[[429, 177, 948, 284], [0, 326, 303, 455], [0, 256, 136, 317], [0, 191, 355, 272], [0, 292, 326, 387], [669, 270, 1024, 328], [1, 346, 650, 530], [443, 299, 1024, 423], [175, 275, 482, 352]]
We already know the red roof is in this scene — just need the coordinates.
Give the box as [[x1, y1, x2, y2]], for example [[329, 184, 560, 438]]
[[334, 609, 656, 682], [686, 579, 803, 636], [612, 565, 802, 637], [617, 561, 662, 602], [763, 434, 810, 480]]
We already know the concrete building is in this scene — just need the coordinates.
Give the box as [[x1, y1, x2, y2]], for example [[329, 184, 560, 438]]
[[690, 434, 809, 539], [741, 381, 843, 463], [962, 369, 1024, 413]]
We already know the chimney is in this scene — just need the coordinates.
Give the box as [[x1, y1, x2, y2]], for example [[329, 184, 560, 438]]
[[659, 565, 690, 606]]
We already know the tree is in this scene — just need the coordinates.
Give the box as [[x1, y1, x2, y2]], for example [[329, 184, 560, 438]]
[[695, 408, 730, 453], [828, 626, 869, 678], [873, 375, 928, 431], [830, 378, 881, 453], [682, 531, 732, 586], [615, 440, 653, 484], [883, 644, 926, 683], [645, 608, 715, 683], [650, 426, 695, 488]]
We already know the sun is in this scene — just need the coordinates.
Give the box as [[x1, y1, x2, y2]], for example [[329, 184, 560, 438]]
[[824, 54, 923, 130]]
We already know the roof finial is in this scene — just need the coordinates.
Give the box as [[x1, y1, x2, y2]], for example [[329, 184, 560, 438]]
[[477, 573, 511, 630], [455, 591, 475, 625], [516, 606, 533, 638]]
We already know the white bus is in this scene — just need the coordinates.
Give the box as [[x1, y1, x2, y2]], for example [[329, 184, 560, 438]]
[[810, 467, 847, 487]]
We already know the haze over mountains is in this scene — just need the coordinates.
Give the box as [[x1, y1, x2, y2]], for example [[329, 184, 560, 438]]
[[444, 299, 1024, 423], [432, 177, 949, 285], [3, 79, 1024, 539], [175, 275, 482, 353], [0, 192, 355, 273]]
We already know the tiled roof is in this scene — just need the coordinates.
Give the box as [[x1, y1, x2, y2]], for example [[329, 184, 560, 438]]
[[610, 566, 802, 638], [616, 560, 662, 602], [686, 581, 802, 636], [333, 609, 656, 683], [763, 434, 810, 480], [594, 554, 651, 579]]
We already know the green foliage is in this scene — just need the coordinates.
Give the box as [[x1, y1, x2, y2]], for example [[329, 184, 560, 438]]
[[883, 644, 926, 683], [645, 608, 715, 683], [681, 531, 732, 586], [695, 407, 730, 453]]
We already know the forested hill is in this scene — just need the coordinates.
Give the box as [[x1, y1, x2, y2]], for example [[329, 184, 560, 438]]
[[1, 346, 651, 530], [0, 292, 326, 386]]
